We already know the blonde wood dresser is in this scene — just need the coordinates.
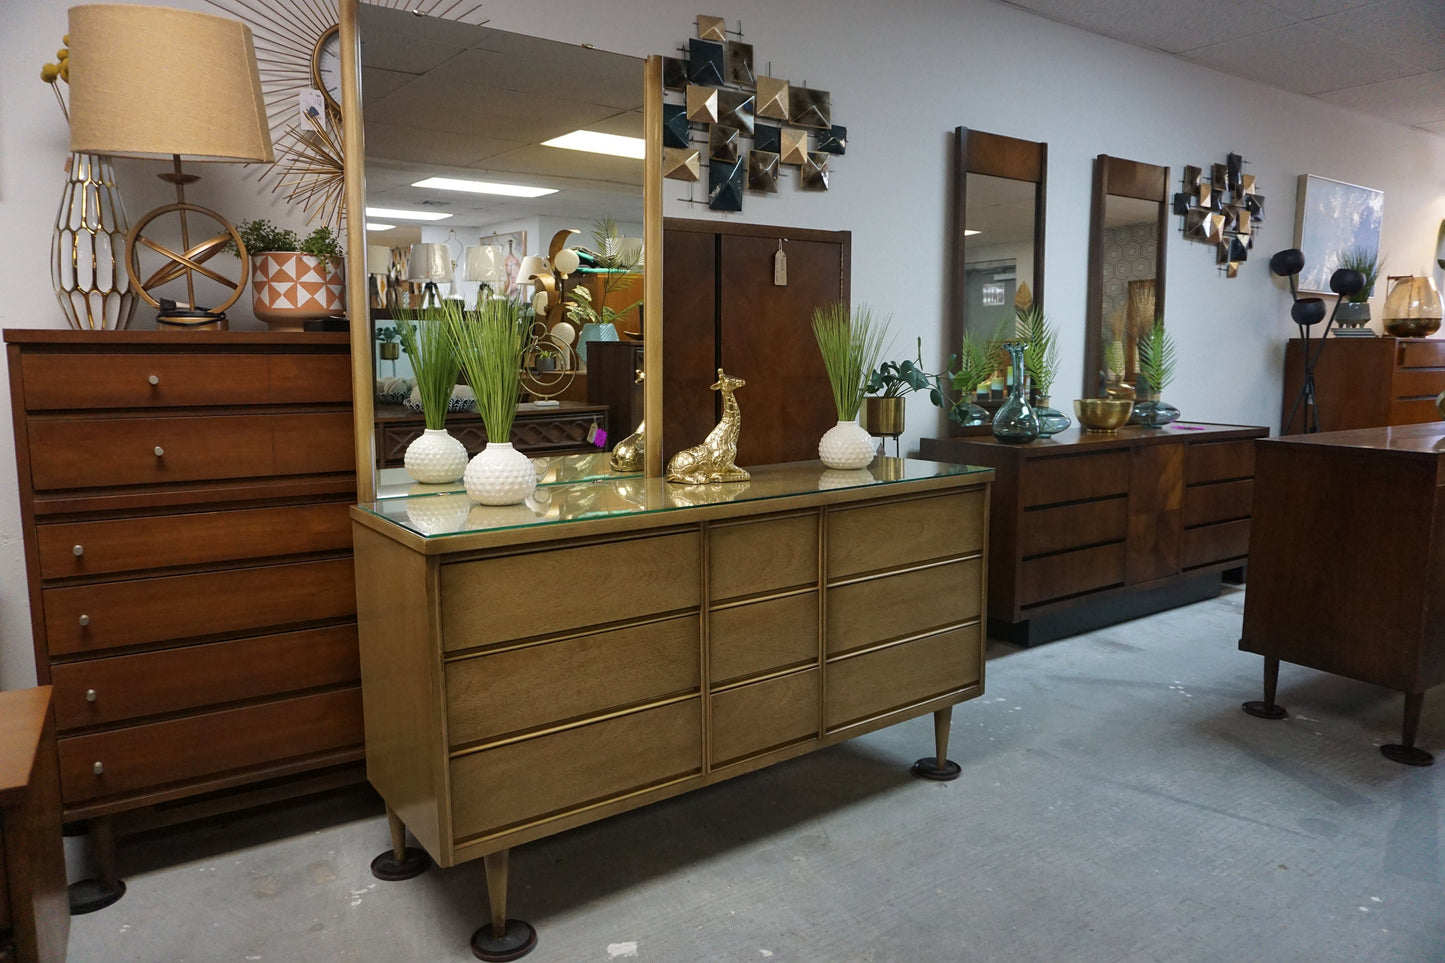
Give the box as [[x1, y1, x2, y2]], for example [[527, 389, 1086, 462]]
[[351, 457, 992, 959]]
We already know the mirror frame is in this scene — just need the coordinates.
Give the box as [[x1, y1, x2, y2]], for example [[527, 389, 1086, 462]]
[[340, 0, 665, 499], [1083, 154, 1170, 399]]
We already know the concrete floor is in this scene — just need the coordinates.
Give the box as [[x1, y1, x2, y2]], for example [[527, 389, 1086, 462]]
[[69, 587, 1445, 962]]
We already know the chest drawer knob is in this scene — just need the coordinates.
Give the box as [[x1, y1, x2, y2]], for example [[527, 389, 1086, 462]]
[[92, 761, 104, 776], [73, 544, 85, 557], [154, 446, 165, 457], [148, 374, 160, 385], [85, 688, 97, 702], [78, 614, 90, 627]]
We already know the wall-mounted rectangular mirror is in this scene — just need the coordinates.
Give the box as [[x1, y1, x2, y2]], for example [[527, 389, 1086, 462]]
[[342, 0, 663, 497], [1084, 154, 1169, 399]]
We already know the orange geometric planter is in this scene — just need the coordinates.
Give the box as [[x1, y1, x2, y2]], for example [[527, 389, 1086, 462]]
[[250, 252, 345, 329]]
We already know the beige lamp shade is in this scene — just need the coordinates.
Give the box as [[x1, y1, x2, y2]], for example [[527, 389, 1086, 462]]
[[515, 255, 551, 285], [366, 245, 392, 276], [408, 243, 452, 282], [1382, 275, 1443, 337], [67, 5, 273, 163], [462, 245, 505, 283]]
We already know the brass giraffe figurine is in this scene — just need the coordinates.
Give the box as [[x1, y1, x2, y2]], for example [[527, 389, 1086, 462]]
[[665, 369, 750, 485]]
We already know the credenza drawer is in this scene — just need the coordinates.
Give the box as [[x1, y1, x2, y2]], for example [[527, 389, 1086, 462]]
[[439, 531, 701, 651], [826, 489, 985, 577], [1398, 339, 1445, 369], [710, 592, 817, 684], [826, 558, 981, 656], [27, 412, 355, 490], [711, 668, 818, 765], [1019, 498, 1127, 557], [707, 512, 817, 602], [18, 350, 352, 410], [1388, 399, 1443, 425], [1020, 542, 1126, 606], [1392, 367, 1445, 399], [36, 501, 353, 579], [445, 615, 699, 747], [825, 625, 979, 730], [49, 624, 359, 731], [449, 698, 701, 840], [43, 557, 357, 656], [1021, 451, 1129, 507], [1184, 440, 1255, 484], [1182, 519, 1251, 569], [57, 686, 362, 804], [1183, 479, 1253, 528]]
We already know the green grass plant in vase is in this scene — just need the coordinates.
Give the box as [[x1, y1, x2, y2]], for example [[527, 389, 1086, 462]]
[[450, 297, 536, 505], [812, 301, 889, 469], [1019, 305, 1069, 437], [394, 302, 466, 483]]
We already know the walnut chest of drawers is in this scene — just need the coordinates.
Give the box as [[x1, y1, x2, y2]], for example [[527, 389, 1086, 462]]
[[5, 331, 365, 827]]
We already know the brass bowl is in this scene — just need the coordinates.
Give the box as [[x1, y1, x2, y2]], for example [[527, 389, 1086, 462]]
[[1074, 398, 1134, 434]]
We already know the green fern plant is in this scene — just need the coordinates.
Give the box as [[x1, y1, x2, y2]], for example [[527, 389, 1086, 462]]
[[950, 320, 1009, 398], [1136, 320, 1177, 396], [1336, 246, 1384, 303], [392, 304, 462, 431], [448, 298, 530, 443], [811, 301, 890, 420], [1017, 305, 1059, 399]]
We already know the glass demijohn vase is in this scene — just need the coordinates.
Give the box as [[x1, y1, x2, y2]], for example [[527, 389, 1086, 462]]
[[991, 341, 1041, 443]]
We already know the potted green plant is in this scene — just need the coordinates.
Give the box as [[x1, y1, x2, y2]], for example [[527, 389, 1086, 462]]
[[449, 298, 535, 505], [566, 217, 643, 362], [862, 338, 932, 437], [1335, 246, 1384, 330], [940, 321, 1009, 427], [394, 304, 466, 483], [1132, 320, 1181, 427], [812, 301, 889, 469], [1018, 305, 1070, 436], [533, 348, 557, 373], [376, 324, 401, 361], [233, 219, 345, 329]]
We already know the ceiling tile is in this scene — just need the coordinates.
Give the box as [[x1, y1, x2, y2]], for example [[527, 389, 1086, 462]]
[[1312, 0, 1445, 71], [1003, 0, 1293, 53], [1316, 72, 1445, 123], [1253, 0, 1374, 18], [1180, 21, 1419, 93]]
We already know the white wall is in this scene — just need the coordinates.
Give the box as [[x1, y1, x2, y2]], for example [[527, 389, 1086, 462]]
[[2, 0, 1443, 687]]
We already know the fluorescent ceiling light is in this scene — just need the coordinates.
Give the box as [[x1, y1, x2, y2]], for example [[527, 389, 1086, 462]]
[[366, 222, 395, 231], [412, 176, 557, 198], [542, 130, 646, 160], [365, 207, 451, 222], [963, 229, 981, 236]]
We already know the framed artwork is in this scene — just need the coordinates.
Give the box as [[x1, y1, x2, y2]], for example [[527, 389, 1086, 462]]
[[1294, 174, 1383, 295], [477, 230, 527, 296]]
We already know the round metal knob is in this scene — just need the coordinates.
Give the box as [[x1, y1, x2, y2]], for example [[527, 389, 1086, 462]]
[[78, 614, 90, 627], [92, 761, 104, 775], [153, 446, 165, 457], [147, 374, 160, 385], [85, 688, 97, 702], [73, 544, 84, 557]]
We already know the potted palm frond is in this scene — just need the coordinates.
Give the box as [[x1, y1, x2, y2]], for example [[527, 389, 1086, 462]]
[[1132, 320, 1181, 427], [811, 301, 889, 469], [449, 298, 536, 505], [1335, 246, 1383, 330], [1018, 305, 1070, 437], [394, 303, 466, 483], [943, 321, 1009, 427]]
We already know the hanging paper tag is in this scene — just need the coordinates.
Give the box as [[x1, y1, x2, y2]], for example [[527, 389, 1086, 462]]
[[773, 243, 787, 286], [299, 88, 325, 124], [588, 424, 608, 448]]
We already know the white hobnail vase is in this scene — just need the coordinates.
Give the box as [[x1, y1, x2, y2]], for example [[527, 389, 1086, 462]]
[[818, 419, 875, 470], [463, 442, 537, 505], [403, 428, 468, 484], [404, 492, 472, 535]]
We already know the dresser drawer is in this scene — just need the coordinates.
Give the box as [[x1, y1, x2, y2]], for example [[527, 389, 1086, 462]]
[[1020, 542, 1126, 606], [1183, 479, 1253, 527], [1388, 398, 1444, 425], [27, 412, 355, 491], [1021, 451, 1129, 508], [449, 698, 701, 840], [1182, 519, 1251, 569], [36, 501, 353, 580], [711, 668, 818, 765], [1398, 339, 1445, 369], [18, 350, 351, 410], [827, 558, 981, 656], [710, 592, 817, 684], [1184, 440, 1255, 484], [445, 614, 699, 747], [43, 557, 356, 656], [1392, 368, 1445, 399], [439, 531, 700, 651], [57, 686, 362, 804], [826, 489, 985, 577], [50, 624, 359, 731], [825, 625, 979, 730], [708, 512, 817, 602], [1019, 497, 1127, 557]]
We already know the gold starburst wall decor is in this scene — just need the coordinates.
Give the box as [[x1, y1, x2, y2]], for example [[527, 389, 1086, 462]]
[[272, 108, 346, 228]]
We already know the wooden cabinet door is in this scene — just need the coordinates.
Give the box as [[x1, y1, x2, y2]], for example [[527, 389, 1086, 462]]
[[662, 227, 718, 461]]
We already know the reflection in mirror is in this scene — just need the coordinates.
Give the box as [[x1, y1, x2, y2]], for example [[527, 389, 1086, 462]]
[[344, 1, 653, 497], [1084, 155, 1169, 399]]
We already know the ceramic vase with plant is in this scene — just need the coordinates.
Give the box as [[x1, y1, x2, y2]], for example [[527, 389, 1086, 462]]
[[395, 303, 466, 483], [1334, 246, 1383, 330], [234, 219, 345, 329], [945, 322, 1008, 427], [451, 298, 536, 505], [862, 338, 934, 438], [1131, 320, 1181, 427], [1019, 305, 1070, 437], [812, 301, 889, 469]]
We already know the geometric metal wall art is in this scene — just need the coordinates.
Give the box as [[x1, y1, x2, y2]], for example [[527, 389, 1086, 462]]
[[662, 14, 845, 211], [1174, 151, 1263, 278]]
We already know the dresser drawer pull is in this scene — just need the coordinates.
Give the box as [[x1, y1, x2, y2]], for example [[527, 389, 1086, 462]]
[[85, 688, 97, 702], [78, 614, 90, 627], [148, 374, 160, 385], [153, 446, 165, 457], [73, 544, 85, 557], [92, 761, 104, 775]]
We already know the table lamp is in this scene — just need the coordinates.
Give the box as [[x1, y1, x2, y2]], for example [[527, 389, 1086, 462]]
[[68, 4, 274, 328], [408, 242, 452, 308], [462, 245, 505, 307]]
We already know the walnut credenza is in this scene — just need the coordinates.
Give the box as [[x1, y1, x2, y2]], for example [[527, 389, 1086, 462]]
[[921, 423, 1268, 644], [350, 458, 992, 958], [1281, 336, 1445, 434], [5, 330, 365, 907]]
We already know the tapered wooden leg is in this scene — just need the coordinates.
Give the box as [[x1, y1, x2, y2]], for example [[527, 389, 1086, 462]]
[[910, 706, 962, 781], [470, 849, 536, 961], [370, 804, 430, 881], [68, 815, 126, 914], [1243, 657, 1288, 720], [1381, 692, 1434, 766]]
